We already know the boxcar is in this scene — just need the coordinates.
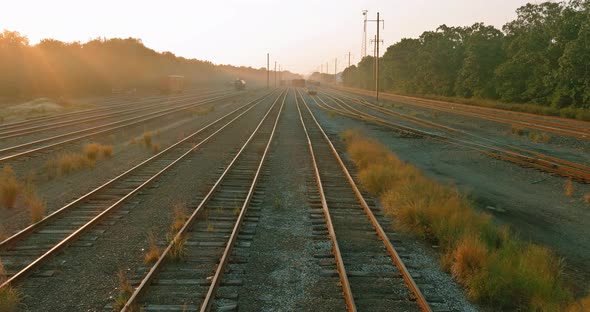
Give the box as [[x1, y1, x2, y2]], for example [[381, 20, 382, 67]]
[[160, 75, 185, 94]]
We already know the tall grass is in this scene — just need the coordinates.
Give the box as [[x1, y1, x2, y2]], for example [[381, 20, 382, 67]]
[[24, 183, 45, 223], [144, 232, 160, 264], [341, 130, 573, 310], [0, 166, 21, 208], [113, 269, 133, 310], [46, 143, 113, 178], [0, 259, 20, 312]]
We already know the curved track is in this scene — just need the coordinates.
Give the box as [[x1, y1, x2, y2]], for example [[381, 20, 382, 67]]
[[313, 89, 590, 183]]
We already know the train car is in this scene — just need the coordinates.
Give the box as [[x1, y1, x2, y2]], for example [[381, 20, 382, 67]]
[[307, 86, 317, 95], [292, 79, 306, 87], [234, 79, 246, 90], [160, 75, 184, 94], [308, 80, 321, 87]]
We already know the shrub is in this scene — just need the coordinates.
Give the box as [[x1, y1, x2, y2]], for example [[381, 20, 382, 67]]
[[57, 152, 94, 176], [101, 145, 113, 158], [25, 190, 46, 223], [167, 233, 187, 261], [170, 203, 188, 234], [342, 130, 573, 310], [510, 126, 525, 136], [0, 166, 21, 208]]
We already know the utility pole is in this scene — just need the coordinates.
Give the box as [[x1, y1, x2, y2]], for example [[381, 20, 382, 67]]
[[279, 65, 282, 85], [376, 12, 381, 102], [348, 51, 351, 68], [267, 53, 269, 89], [320, 64, 323, 74], [361, 10, 368, 59], [367, 12, 385, 102], [274, 61, 277, 88]]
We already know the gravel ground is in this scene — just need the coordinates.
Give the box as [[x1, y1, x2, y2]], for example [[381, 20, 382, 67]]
[[305, 90, 590, 297], [237, 90, 345, 311], [15, 93, 277, 311], [0, 90, 261, 240]]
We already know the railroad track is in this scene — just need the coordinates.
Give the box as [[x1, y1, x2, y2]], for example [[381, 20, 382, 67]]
[[334, 86, 590, 140], [120, 89, 286, 312], [0, 90, 246, 162], [0, 87, 220, 133], [295, 89, 433, 312], [0, 90, 276, 292], [0, 89, 230, 140], [312, 90, 590, 183]]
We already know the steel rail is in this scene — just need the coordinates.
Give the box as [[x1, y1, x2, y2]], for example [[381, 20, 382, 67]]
[[199, 88, 286, 312], [295, 91, 357, 312], [120, 89, 287, 312], [313, 91, 590, 183], [334, 86, 590, 140], [0, 87, 218, 131], [0, 89, 230, 139], [298, 89, 432, 311], [0, 91, 275, 290], [0, 91, 244, 162]]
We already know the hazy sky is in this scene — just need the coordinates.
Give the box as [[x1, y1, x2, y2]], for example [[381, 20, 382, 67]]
[[1, 0, 539, 74]]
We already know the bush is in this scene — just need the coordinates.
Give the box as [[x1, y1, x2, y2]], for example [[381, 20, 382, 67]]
[[342, 130, 573, 310], [0, 260, 20, 312]]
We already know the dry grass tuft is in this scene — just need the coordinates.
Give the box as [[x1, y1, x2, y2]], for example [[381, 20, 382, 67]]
[[529, 131, 551, 144], [57, 152, 95, 176], [510, 125, 525, 136], [113, 269, 133, 310], [583, 194, 590, 204], [151, 143, 161, 154], [84, 143, 113, 160], [142, 131, 152, 147], [0, 259, 20, 312], [24, 187, 46, 223], [190, 106, 214, 116], [0, 166, 21, 208], [170, 203, 189, 234], [144, 232, 161, 264], [565, 180, 574, 198], [566, 291, 590, 312], [342, 130, 573, 310], [167, 233, 187, 261]]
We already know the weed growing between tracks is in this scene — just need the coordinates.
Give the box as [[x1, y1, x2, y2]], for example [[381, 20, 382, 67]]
[[46, 143, 113, 179], [24, 184, 46, 223], [341, 130, 573, 311], [113, 269, 133, 310], [165, 203, 188, 261], [0, 259, 20, 312], [144, 232, 161, 264], [566, 291, 590, 312], [0, 166, 21, 208]]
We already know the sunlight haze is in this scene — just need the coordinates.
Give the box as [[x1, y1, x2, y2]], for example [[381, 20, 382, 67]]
[[2, 0, 537, 74]]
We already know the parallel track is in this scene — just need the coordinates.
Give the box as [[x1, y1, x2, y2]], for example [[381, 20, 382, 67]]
[[295, 89, 432, 312], [0, 91, 275, 291], [0, 90, 245, 162], [0, 89, 230, 140], [314, 90, 590, 183], [335, 86, 590, 140], [121, 89, 286, 312]]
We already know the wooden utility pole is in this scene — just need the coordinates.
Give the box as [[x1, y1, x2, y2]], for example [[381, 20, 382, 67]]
[[267, 53, 269, 89], [274, 61, 277, 88]]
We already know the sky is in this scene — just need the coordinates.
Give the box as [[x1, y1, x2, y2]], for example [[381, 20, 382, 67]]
[[1, 0, 541, 75]]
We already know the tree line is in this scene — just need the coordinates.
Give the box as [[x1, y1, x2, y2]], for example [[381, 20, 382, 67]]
[[0, 31, 299, 98], [342, 1, 590, 109]]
